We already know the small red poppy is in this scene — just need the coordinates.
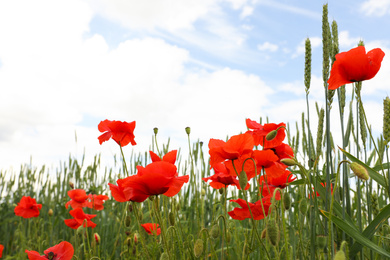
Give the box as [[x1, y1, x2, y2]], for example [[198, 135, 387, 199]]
[[98, 119, 136, 147], [246, 119, 286, 148], [25, 241, 74, 260], [14, 196, 42, 219], [141, 223, 161, 236], [327, 46, 385, 90], [228, 197, 272, 220], [89, 194, 109, 210], [208, 133, 254, 169], [65, 189, 90, 209], [149, 150, 177, 164], [64, 208, 97, 229], [203, 162, 244, 189], [0, 244, 3, 258]]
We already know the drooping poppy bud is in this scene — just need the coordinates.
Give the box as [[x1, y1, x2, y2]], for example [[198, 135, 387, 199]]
[[169, 212, 175, 226], [280, 158, 297, 166], [350, 162, 369, 181], [283, 193, 291, 210], [299, 198, 308, 215], [266, 130, 278, 141], [238, 171, 248, 190], [266, 220, 279, 246], [210, 224, 219, 239], [194, 239, 204, 258]]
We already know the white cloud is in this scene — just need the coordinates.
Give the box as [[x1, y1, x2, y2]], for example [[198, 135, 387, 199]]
[[240, 5, 254, 18], [360, 0, 390, 16], [257, 42, 278, 52], [338, 31, 361, 49]]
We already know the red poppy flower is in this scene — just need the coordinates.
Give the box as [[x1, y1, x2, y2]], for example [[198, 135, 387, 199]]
[[203, 162, 244, 189], [98, 119, 136, 147], [64, 208, 97, 229], [252, 150, 287, 178], [327, 46, 385, 90], [246, 119, 286, 149], [228, 197, 272, 220], [89, 194, 109, 210], [311, 182, 334, 198], [273, 143, 294, 162], [109, 161, 189, 202], [141, 223, 161, 236], [260, 169, 296, 198], [208, 133, 254, 169], [14, 196, 42, 218], [65, 189, 90, 209], [0, 244, 3, 258], [25, 241, 74, 260], [149, 150, 177, 164]]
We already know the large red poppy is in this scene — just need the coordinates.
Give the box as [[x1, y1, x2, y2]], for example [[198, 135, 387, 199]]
[[14, 196, 42, 218], [25, 241, 74, 260], [64, 208, 97, 229], [228, 197, 272, 220], [327, 46, 385, 90], [208, 133, 254, 169], [98, 119, 136, 147], [246, 119, 286, 149], [141, 223, 161, 236], [260, 169, 296, 199], [109, 161, 189, 202]]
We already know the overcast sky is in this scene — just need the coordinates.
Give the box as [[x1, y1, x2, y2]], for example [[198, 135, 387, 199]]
[[1, 0, 389, 171]]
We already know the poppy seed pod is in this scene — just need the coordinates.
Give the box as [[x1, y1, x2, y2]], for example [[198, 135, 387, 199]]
[[238, 171, 248, 190], [266, 130, 278, 141], [185, 127, 191, 135], [194, 239, 204, 258], [350, 162, 369, 181], [153, 127, 158, 135], [210, 224, 220, 239]]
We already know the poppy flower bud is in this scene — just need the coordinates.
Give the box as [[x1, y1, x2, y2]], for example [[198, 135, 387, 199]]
[[283, 193, 291, 210], [280, 158, 297, 166], [193, 239, 204, 258], [201, 189, 206, 196], [185, 127, 191, 135], [125, 215, 131, 227], [153, 127, 158, 135], [266, 220, 279, 246], [128, 203, 133, 213], [134, 233, 139, 244], [238, 171, 248, 190], [77, 225, 85, 236], [350, 162, 369, 181], [160, 252, 169, 260], [266, 130, 277, 141], [169, 212, 175, 226], [261, 228, 267, 239], [299, 198, 308, 215], [69, 182, 74, 189], [48, 209, 54, 217], [219, 188, 224, 195], [316, 235, 327, 250], [210, 224, 219, 239], [124, 237, 132, 246], [94, 233, 101, 245], [334, 250, 346, 260], [226, 230, 231, 243]]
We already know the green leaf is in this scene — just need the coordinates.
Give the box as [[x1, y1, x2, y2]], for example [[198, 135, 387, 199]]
[[320, 210, 390, 258], [338, 147, 387, 188], [349, 203, 390, 258]]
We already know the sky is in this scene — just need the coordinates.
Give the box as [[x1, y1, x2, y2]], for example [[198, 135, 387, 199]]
[[1, 0, 390, 171]]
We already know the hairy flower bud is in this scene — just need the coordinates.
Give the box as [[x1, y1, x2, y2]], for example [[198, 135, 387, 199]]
[[94, 233, 101, 245], [266, 220, 280, 246], [238, 171, 248, 190], [266, 130, 277, 141], [299, 198, 308, 215], [210, 224, 220, 239], [169, 212, 175, 226], [125, 215, 131, 227], [194, 239, 204, 258], [316, 235, 327, 250], [350, 162, 369, 181], [283, 193, 291, 210], [280, 158, 296, 167], [334, 250, 346, 260]]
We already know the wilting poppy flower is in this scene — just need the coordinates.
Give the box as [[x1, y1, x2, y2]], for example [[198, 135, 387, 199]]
[[0, 244, 3, 258], [246, 119, 286, 149], [109, 161, 189, 202], [228, 197, 272, 220], [64, 208, 97, 229], [98, 119, 136, 147], [203, 162, 245, 189], [141, 223, 161, 236], [25, 241, 74, 260], [328, 46, 385, 90], [149, 150, 177, 164], [14, 196, 42, 218], [65, 189, 90, 209], [89, 194, 109, 210], [208, 133, 254, 169]]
